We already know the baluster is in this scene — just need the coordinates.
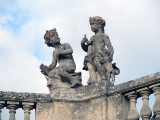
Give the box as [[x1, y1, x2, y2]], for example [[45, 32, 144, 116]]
[[0, 101, 5, 120], [137, 87, 152, 120], [7, 102, 19, 120], [22, 102, 34, 120], [124, 91, 140, 120], [149, 83, 160, 120]]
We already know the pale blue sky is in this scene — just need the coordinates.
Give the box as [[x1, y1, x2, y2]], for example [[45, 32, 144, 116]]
[[0, 0, 160, 119]]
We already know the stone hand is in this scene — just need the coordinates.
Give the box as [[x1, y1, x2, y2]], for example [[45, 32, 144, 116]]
[[81, 34, 88, 44], [86, 39, 93, 45], [40, 64, 49, 75]]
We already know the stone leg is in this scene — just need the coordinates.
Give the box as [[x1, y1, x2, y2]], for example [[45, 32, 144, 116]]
[[48, 68, 60, 80], [58, 69, 77, 88], [87, 63, 97, 83], [87, 63, 96, 81], [94, 57, 107, 80]]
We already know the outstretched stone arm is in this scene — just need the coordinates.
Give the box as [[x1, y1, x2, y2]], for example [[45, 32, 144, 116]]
[[40, 52, 57, 76], [58, 43, 73, 55], [103, 35, 114, 61]]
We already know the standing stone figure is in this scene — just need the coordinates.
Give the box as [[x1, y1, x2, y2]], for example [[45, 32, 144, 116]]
[[81, 16, 120, 84], [40, 28, 82, 88]]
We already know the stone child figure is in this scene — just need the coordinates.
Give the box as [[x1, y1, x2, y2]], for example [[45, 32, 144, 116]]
[[40, 28, 82, 88], [81, 16, 120, 84]]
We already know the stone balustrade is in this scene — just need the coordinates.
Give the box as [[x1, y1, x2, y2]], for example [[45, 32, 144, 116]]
[[0, 71, 160, 120], [0, 93, 50, 120], [124, 83, 160, 120], [0, 101, 35, 120]]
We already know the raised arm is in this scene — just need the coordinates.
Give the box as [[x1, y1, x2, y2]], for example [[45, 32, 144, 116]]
[[103, 34, 114, 61], [81, 35, 88, 52]]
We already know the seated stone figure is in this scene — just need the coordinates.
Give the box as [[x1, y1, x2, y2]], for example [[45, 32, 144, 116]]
[[40, 28, 82, 88]]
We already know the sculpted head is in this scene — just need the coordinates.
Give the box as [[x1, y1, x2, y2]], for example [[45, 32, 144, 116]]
[[44, 28, 60, 47], [89, 16, 105, 33]]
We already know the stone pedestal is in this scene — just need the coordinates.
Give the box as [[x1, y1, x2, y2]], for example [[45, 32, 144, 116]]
[[36, 80, 129, 120]]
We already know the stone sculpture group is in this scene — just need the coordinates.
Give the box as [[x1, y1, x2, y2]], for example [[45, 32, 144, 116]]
[[1, 16, 159, 120], [40, 16, 120, 88]]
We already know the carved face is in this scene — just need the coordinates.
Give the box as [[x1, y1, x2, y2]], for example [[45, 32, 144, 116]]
[[90, 21, 101, 32], [44, 29, 60, 47]]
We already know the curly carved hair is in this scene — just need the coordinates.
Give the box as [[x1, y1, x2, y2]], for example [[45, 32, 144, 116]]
[[89, 16, 106, 33], [46, 28, 57, 38]]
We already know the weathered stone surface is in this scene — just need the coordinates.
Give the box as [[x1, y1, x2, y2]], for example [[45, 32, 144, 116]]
[[108, 94, 129, 120], [1, 71, 160, 120], [0, 91, 51, 103], [109, 71, 160, 96], [124, 92, 140, 120], [137, 88, 152, 120], [40, 28, 82, 88], [50, 80, 112, 101], [0, 71, 159, 103], [81, 16, 120, 85], [36, 96, 108, 120], [7, 102, 19, 120], [48, 71, 160, 101], [36, 94, 129, 120], [22, 102, 34, 120]]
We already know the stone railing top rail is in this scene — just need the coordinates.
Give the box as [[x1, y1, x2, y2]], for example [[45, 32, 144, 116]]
[[0, 71, 159, 102], [0, 91, 51, 103], [50, 72, 160, 101], [49, 71, 160, 101], [108, 71, 160, 95]]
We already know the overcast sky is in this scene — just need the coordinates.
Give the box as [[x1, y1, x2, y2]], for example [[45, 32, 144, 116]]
[[0, 0, 160, 119]]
